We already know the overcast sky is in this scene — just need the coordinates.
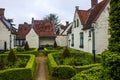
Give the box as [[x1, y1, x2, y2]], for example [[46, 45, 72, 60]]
[[0, 0, 102, 27]]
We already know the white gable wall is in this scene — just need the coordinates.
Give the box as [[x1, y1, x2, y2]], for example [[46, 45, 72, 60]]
[[94, 3, 109, 54], [0, 20, 11, 50], [26, 28, 39, 48]]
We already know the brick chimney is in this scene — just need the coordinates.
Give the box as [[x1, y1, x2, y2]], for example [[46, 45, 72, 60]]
[[66, 21, 69, 26], [91, 0, 98, 8], [0, 8, 5, 16]]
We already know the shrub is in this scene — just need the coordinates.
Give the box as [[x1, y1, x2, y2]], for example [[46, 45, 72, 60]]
[[7, 49, 17, 64], [24, 41, 29, 51], [54, 41, 57, 48], [71, 66, 105, 80], [16, 47, 25, 52], [102, 50, 120, 80], [62, 47, 71, 58], [53, 65, 75, 79]]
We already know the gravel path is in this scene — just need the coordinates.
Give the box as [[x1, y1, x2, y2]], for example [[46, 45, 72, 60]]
[[35, 56, 47, 80]]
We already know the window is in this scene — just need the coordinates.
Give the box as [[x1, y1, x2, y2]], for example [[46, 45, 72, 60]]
[[74, 20, 76, 28], [77, 19, 79, 27], [88, 31, 91, 37], [71, 34, 74, 46], [80, 32, 84, 48]]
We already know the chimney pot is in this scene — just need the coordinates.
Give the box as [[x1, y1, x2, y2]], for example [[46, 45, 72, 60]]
[[0, 8, 5, 16], [91, 0, 98, 8]]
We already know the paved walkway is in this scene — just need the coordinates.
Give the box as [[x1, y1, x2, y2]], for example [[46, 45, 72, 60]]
[[35, 56, 47, 80]]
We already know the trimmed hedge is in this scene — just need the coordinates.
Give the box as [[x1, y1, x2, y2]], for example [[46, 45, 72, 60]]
[[74, 63, 100, 73], [4, 48, 38, 56], [0, 54, 36, 80], [48, 53, 100, 79], [71, 66, 104, 80], [44, 48, 61, 56], [102, 50, 120, 80], [48, 53, 75, 79]]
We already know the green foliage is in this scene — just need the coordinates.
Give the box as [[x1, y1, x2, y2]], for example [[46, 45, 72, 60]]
[[108, 0, 120, 52], [7, 49, 17, 64], [71, 66, 110, 80], [44, 48, 61, 56], [74, 64, 100, 73], [53, 65, 75, 79], [16, 47, 25, 52], [62, 47, 71, 58], [54, 41, 57, 48], [0, 54, 36, 80], [102, 50, 120, 80], [24, 41, 29, 51]]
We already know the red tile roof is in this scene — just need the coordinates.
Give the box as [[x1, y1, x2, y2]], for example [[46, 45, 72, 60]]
[[77, 10, 89, 25], [17, 24, 31, 39], [17, 20, 56, 39], [77, 0, 109, 29], [84, 0, 109, 29], [60, 25, 67, 30], [33, 20, 56, 37]]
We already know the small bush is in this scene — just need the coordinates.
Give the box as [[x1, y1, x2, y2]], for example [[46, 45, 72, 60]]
[[16, 47, 25, 52], [7, 49, 17, 64], [54, 41, 57, 48], [62, 47, 71, 58], [24, 41, 29, 51]]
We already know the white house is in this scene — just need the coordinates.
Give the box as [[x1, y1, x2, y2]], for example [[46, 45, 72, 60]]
[[16, 18, 56, 49], [0, 8, 17, 51], [56, 22, 72, 46], [68, 0, 110, 54]]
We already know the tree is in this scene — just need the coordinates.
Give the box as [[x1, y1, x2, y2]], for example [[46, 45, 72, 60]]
[[108, 0, 120, 52], [7, 49, 17, 64], [24, 41, 29, 51], [43, 13, 61, 31], [102, 0, 120, 79]]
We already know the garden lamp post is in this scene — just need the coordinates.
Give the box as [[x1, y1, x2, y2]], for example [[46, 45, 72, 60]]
[[91, 23, 96, 63]]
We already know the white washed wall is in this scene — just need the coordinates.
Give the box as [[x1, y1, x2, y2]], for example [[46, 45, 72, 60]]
[[26, 28, 39, 48], [56, 35, 67, 46], [0, 20, 11, 50], [95, 4, 109, 54]]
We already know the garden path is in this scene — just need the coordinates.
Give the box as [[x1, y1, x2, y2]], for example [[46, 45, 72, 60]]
[[35, 54, 47, 80]]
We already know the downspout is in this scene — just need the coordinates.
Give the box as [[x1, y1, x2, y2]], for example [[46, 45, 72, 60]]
[[91, 23, 96, 63]]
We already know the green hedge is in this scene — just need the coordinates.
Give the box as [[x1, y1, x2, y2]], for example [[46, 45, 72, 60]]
[[4, 48, 38, 56], [44, 48, 61, 56], [48, 53, 75, 79], [48, 53, 100, 79], [71, 66, 104, 80], [102, 50, 120, 80], [0, 54, 36, 80], [74, 63, 100, 73]]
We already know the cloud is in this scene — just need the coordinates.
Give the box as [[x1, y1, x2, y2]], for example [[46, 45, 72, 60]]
[[0, 0, 103, 27]]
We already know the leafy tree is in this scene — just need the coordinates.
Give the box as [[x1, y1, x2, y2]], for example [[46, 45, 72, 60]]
[[24, 41, 29, 51], [108, 0, 120, 52], [102, 0, 120, 79], [43, 13, 61, 31], [7, 49, 17, 64]]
